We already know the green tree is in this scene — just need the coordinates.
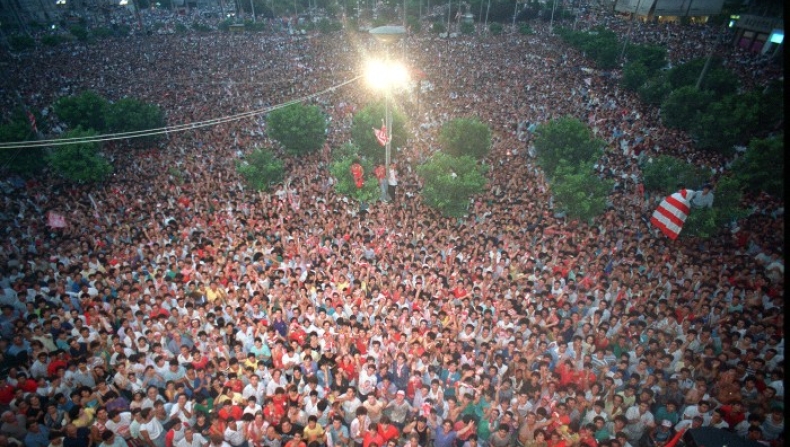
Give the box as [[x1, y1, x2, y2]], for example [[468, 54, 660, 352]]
[[519, 23, 534, 35], [105, 97, 166, 138], [351, 102, 407, 164], [8, 35, 35, 51], [690, 92, 762, 152], [431, 22, 446, 34], [660, 86, 715, 131], [638, 74, 672, 105], [621, 61, 649, 92], [623, 43, 667, 72], [69, 25, 89, 41], [329, 155, 380, 203], [666, 57, 739, 99], [0, 111, 46, 174], [439, 118, 491, 159], [266, 103, 327, 155], [417, 153, 488, 217], [47, 128, 113, 183], [533, 117, 604, 178], [489, 23, 503, 35], [236, 148, 285, 191], [460, 22, 475, 34], [682, 176, 747, 239], [640, 155, 709, 195], [729, 135, 784, 199], [551, 163, 613, 223], [54, 91, 110, 132]]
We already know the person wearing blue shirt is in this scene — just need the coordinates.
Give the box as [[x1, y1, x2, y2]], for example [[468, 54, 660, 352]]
[[24, 420, 50, 447], [435, 418, 476, 447]]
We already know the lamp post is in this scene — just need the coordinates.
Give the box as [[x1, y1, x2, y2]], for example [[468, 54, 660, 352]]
[[369, 25, 406, 170]]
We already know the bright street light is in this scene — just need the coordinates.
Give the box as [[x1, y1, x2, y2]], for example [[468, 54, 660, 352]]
[[368, 25, 407, 174]]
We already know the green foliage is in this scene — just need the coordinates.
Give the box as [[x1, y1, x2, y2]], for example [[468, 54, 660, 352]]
[[756, 80, 784, 130], [729, 135, 784, 200], [175, 23, 188, 34], [638, 74, 672, 105], [556, 27, 620, 69], [218, 19, 234, 32], [69, 25, 89, 41], [244, 21, 267, 32], [431, 22, 446, 34], [623, 43, 667, 72], [533, 117, 604, 178], [54, 91, 110, 132], [417, 153, 488, 217], [105, 97, 166, 139], [690, 93, 762, 152], [41, 34, 67, 46], [192, 22, 213, 32], [439, 118, 491, 159], [0, 111, 46, 174], [236, 148, 285, 191], [519, 23, 534, 35], [407, 16, 422, 33], [665, 57, 739, 99], [333, 141, 359, 161], [489, 23, 503, 35], [621, 61, 649, 92], [9, 34, 35, 51], [640, 155, 709, 195], [329, 156, 380, 203], [460, 22, 475, 34], [266, 103, 327, 156], [350, 102, 407, 164], [682, 176, 747, 239], [551, 163, 613, 223], [47, 128, 113, 183], [660, 86, 715, 131], [92, 27, 114, 38]]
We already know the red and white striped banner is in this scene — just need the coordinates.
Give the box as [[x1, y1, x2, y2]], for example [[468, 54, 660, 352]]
[[650, 189, 694, 240]]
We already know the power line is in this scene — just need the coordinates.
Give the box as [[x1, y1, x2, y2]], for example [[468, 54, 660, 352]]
[[0, 75, 362, 150]]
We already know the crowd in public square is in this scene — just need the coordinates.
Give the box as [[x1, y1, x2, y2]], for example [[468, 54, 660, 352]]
[[0, 7, 784, 447]]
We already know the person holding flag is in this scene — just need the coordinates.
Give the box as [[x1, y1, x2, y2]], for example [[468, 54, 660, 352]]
[[374, 164, 388, 202], [350, 159, 365, 189]]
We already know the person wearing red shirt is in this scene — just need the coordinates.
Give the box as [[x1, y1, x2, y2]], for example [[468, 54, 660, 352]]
[[719, 402, 747, 428], [0, 378, 14, 407], [377, 417, 400, 444], [363, 423, 385, 447]]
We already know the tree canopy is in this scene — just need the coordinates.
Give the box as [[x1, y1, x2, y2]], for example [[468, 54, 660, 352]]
[[729, 135, 784, 200], [351, 102, 407, 165], [417, 153, 488, 218], [236, 148, 285, 191], [105, 97, 166, 137], [46, 127, 113, 183], [551, 163, 613, 223], [533, 116, 604, 178], [439, 118, 492, 159], [54, 91, 109, 132], [0, 110, 46, 174], [266, 103, 327, 155], [641, 155, 709, 195]]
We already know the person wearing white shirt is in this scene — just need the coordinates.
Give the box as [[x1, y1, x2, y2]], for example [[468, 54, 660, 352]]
[[140, 408, 166, 447], [223, 420, 246, 447], [169, 394, 195, 426], [176, 427, 209, 447]]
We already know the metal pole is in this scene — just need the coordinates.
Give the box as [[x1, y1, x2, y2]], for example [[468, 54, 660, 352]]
[[694, 50, 713, 90], [385, 91, 391, 169], [447, 0, 451, 35], [548, 0, 556, 34], [484, 0, 490, 31], [250, 0, 256, 21], [512, 0, 517, 30], [620, 0, 643, 62]]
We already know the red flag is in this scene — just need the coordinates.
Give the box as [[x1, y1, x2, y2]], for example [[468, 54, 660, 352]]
[[373, 124, 389, 147], [27, 111, 37, 133], [650, 189, 694, 240], [47, 211, 67, 228]]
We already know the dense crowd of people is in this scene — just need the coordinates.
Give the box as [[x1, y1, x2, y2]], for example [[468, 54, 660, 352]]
[[0, 6, 784, 447]]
